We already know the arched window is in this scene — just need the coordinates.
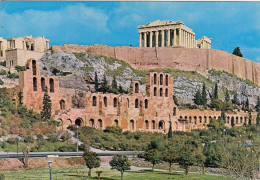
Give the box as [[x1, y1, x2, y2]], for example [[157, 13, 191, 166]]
[[75, 118, 83, 127], [154, 73, 157, 85], [113, 97, 118, 107], [227, 116, 230, 124], [135, 83, 139, 93], [165, 75, 169, 86], [145, 120, 149, 130], [89, 119, 94, 127], [199, 116, 202, 123], [189, 116, 192, 123], [114, 119, 119, 126], [41, 77, 45, 92], [145, 99, 148, 109], [159, 120, 164, 129], [160, 88, 163, 97], [194, 116, 197, 124], [98, 119, 102, 129], [204, 116, 207, 123], [240, 117, 243, 123], [33, 77, 37, 91], [154, 87, 157, 96], [130, 120, 134, 131], [32, 60, 36, 75], [92, 96, 97, 106], [103, 97, 107, 107], [152, 120, 156, 129], [236, 117, 239, 124], [135, 99, 139, 108], [173, 107, 176, 116], [165, 88, 168, 97], [49, 78, 54, 93], [160, 74, 163, 85], [60, 100, 65, 110], [127, 98, 129, 108]]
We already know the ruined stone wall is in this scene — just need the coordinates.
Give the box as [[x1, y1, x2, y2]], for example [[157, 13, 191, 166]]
[[52, 44, 260, 85]]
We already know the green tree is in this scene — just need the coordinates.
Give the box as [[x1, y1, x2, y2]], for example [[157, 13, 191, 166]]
[[195, 149, 206, 174], [100, 74, 109, 93], [112, 76, 118, 89], [213, 83, 218, 100], [245, 98, 249, 109], [232, 47, 243, 57], [256, 112, 260, 126], [40, 86, 52, 121], [255, 97, 260, 112], [232, 92, 240, 105], [248, 112, 252, 126], [119, 85, 124, 94], [193, 89, 202, 105], [168, 120, 173, 139], [163, 147, 179, 172], [94, 72, 99, 91], [221, 111, 226, 123], [201, 83, 207, 106], [231, 117, 235, 127], [225, 90, 230, 102], [109, 154, 131, 180], [178, 151, 195, 175], [83, 150, 101, 177], [203, 143, 223, 168], [144, 149, 163, 172]]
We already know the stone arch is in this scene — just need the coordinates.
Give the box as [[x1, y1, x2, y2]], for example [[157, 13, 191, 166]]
[[75, 118, 83, 127], [135, 82, 139, 93], [165, 74, 169, 86], [180, 116, 183, 120], [165, 88, 168, 97], [127, 98, 129, 108], [59, 99, 65, 110], [130, 120, 135, 131], [33, 77, 37, 91], [114, 119, 119, 126], [41, 77, 45, 92], [134, 99, 139, 108], [204, 116, 207, 124], [152, 120, 156, 129], [57, 118, 63, 130], [199, 116, 202, 123], [173, 107, 176, 116], [89, 119, 94, 127], [227, 116, 230, 124], [67, 119, 72, 125], [92, 96, 97, 106], [145, 99, 148, 109], [32, 60, 36, 75], [160, 74, 163, 85], [184, 116, 187, 121], [194, 116, 197, 124], [145, 120, 149, 130], [189, 116, 192, 123], [154, 87, 157, 96], [113, 97, 118, 107], [97, 119, 103, 129], [240, 117, 243, 123], [153, 73, 157, 85], [236, 117, 239, 124], [49, 78, 54, 93], [103, 96, 107, 107], [160, 88, 163, 97], [158, 120, 165, 129], [209, 116, 212, 123]]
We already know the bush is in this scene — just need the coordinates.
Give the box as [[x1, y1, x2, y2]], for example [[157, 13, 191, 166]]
[[104, 126, 122, 135], [58, 144, 75, 152], [0, 69, 7, 75], [15, 66, 26, 72], [7, 73, 19, 79], [7, 137, 17, 144], [0, 61, 6, 67], [0, 79, 3, 85], [0, 174, 5, 180]]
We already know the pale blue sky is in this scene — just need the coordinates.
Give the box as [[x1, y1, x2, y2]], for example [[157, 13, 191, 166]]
[[0, 2, 259, 62]]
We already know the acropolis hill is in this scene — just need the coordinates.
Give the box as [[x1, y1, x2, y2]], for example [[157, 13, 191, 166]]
[[52, 44, 260, 86]]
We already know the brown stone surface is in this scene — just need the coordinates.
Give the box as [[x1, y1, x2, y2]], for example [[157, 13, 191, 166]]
[[52, 44, 260, 85]]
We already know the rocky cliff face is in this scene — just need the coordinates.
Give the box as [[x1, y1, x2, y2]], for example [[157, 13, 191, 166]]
[[39, 50, 260, 106]]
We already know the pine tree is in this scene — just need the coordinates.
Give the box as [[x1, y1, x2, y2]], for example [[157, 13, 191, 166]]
[[112, 76, 118, 89], [213, 83, 218, 100], [94, 72, 99, 91], [193, 90, 202, 105], [225, 90, 230, 102], [41, 86, 52, 121], [232, 47, 243, 57], [201, 83, 207, 106], [100, 74, 109, 93], [255, 97, 260, 112], [245, 98, 249, 109]]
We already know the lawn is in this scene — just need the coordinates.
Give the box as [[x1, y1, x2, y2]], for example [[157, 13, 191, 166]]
[[0, 166, 232, 180]]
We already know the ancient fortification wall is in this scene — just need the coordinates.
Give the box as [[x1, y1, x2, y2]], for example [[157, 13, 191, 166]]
[[52, 44, 260, 85]]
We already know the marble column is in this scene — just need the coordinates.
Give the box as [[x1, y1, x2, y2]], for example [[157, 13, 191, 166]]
[[162, 30, 165, 47], [167, 29, 170, 47], [144, 32, 147, 47], [155, 31, 159, 47], [149, 31, 153, 47], [178, 29, 182, 46], [173, 29, 176, 46], [139, 33, 142, 47]]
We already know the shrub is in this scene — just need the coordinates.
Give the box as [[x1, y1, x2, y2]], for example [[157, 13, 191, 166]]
[[0, 69, 7, 75], [0, 61, 6, 67], [15, 66, 26, 72], [58, 144, 76, 152], [104, 126, 122, 135], [8, 73, 19, 79], [7, 137, 17, 145], [0, 79, 3, 85]]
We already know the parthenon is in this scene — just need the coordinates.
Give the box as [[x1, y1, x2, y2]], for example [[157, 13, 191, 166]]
[[138, 20, 211, 49]]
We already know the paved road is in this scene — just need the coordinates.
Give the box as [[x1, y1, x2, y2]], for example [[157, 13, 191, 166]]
[[0, 151, 142, 159]]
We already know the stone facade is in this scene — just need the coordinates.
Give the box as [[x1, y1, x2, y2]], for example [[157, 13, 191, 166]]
[[138, 20, 211, 49], [52, 44, 260, 86], [0, 35, 49, 68], [18, 59, 256, 133]]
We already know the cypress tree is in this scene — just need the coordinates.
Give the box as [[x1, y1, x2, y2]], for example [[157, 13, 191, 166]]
[[41, 86, 52, 121], [248, 112, 252, 126], [256, 112, 260, 126], [201, 83, 207, 106], [221, 111, 226, 123], [94, 72, 99, 91], [225, 90, 230, 102], [245, 98, 249, 109], [213, 83, 218, 100], [193, 90, 202, 105], [112, 76, 118, 89], [100, 74, 109, 93], [255, 97, 260, 112], [168, 116, 173, 138]]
